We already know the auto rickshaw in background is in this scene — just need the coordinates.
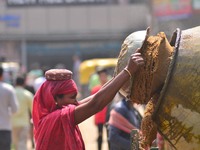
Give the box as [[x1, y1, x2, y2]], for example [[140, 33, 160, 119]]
[[0, 62, 20, 85], [79, 58, 117, 98]]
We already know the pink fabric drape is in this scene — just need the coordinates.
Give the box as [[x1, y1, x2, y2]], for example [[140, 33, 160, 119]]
[[108, 109, 136, 133], [32, 79, 85, 150]]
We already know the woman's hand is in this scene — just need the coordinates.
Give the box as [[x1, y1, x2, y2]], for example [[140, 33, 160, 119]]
[[126, 49, 144, 75]]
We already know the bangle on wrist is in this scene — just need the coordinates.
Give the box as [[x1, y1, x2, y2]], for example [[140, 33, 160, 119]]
[[124, 68, 132, 79]]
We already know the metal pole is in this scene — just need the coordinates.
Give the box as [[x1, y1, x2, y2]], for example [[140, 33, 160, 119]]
[[131, 129, 139, 150], [21, 39, 27, 73]]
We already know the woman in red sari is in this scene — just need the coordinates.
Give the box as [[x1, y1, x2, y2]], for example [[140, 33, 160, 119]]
[[32, 51, 144, 150]]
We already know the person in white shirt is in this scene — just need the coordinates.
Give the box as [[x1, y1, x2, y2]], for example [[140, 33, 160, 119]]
[[33, 70, 46, 92], [0, 66, 18, 150], [33, 76, 46, 92]]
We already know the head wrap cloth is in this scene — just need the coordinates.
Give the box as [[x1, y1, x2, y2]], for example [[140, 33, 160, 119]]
[[33, 79, 78, 129]]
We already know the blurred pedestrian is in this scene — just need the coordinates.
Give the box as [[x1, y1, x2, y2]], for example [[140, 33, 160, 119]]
[[12, 76, 33, 150], [32, 51, 144, 150], [24, 74, 36, 149], [88, 72, 100, 92], [72, 54, 82, 99], [108, 93, 143, 150], [90, 67, 109, 150], [0, 66, 18, 150], [33, 69, 46, 93], [26, 63, 43, 88]]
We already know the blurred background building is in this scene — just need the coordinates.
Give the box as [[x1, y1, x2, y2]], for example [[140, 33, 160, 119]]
[[0, 0, 200, 72], [0, 1, 199, 149]]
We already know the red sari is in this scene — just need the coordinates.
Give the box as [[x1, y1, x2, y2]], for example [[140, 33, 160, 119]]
[[32, 79, 85, 150]]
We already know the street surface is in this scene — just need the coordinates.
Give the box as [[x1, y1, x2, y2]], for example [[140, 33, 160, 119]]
[[79, 115, 109, 150]]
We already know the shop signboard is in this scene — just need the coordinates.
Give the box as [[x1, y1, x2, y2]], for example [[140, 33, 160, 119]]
[[193, 0, 200, 13], [6, 0, 144, 6], [0, 14, 20, 27], [6, 0, 108, 6], [152, 0, 192, 20]]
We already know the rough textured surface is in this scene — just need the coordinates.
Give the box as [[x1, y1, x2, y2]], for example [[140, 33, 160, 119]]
[[153, 26, 200, 150], [116, 26, 200, 150], [130, 31, 173, 104], [115, 28, 173, 104], [141, 98, 158, 148]]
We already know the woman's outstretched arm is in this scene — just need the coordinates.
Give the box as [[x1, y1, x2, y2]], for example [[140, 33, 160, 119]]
[[74, 52, 144, 125]]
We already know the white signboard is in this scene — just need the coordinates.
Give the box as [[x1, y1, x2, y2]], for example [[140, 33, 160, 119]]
[[7, 0, 108, 5]]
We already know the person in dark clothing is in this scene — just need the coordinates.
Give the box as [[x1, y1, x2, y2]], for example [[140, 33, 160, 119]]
[[108, 97, 142, 150]]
